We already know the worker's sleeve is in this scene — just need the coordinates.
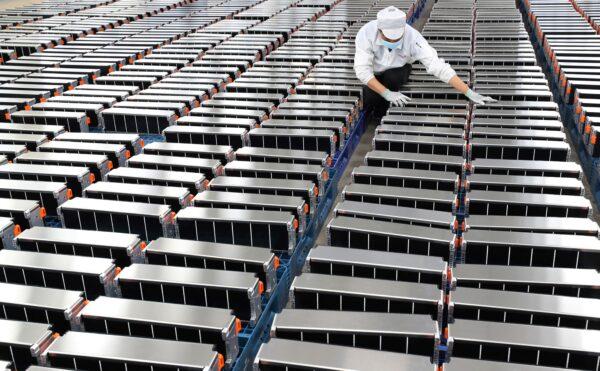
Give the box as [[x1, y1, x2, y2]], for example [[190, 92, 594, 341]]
[[354, 29, 375, 85], [411, 34, 457, 83]]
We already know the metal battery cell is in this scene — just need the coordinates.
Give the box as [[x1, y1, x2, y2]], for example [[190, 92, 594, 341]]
[[54, 132, 143, 156], [0, 198, 45, 229], [102, 107, 177, 134], [94, 75, 157, 89], [365, 150, 465, 174], [126, 94, 199, 110], [342, 183, 456, 213], [194, 190, 307, 235], [0, 163, 92, 197], [235, 147, 330, 167], [0, 282, 84, 334], [306, 245, 447, 287], [42, 331, 223, 371], [190, 107, 266, 123], [447, 319, 600, 370], [208, 176, 317, 216], [116, 263, 263, 325], [470, 127, 566, 141], [0, 217, 16, 250], [0, 319, 54, 370], [114, 100, 188, 117], [223, 160, 327, 196], [270, 109, 352, 127], [460, 229, 600, 269], [288, 273, 443, 322], [466, 215, 600, 236], [212, 92, 284, 105], [0, 89, 51, 103], [202, 99, 274, 113], [0, 178, 70, 216], [260, 119, 346, 144], [176, 207, 297, 254], [327, 216, 455, 260], [32, 102, 104, 128], [249, 128, 337, 156], [48, 95, 117, 109], [141, 88, 207, 102], [0, 133, 48, 151], [333, 200, 454, 231], [76, 296, 239, 364], [225, 82, 291, 95], [127, 154, 222, 179], [38, 141, 129, 168], [294, 84, 361, 97], [452, 264, 600, 299], [58, 197, 175, 242], [470, 158, 582, 178], [75, 84, 138, 95], [15, 226, 144, 267], [448, 287, 600, 330], [443, 358, 573, 371], [351, 165, 459, 192], [373, 134, 466, 157], [472, 110, 560, 121], [11, 111, 88, 133], [286, 94, 359, 106], [106, 167, 207, 195], [465, 190, 591, 218], [14, 152, 112, 181], [0, 97, 35, 111], [468, 173, 584, 196], [381, 115, 467, 129], [375, 124, 464, 139], [271, 309, 439, 359], [62, 89, 129, 102], [470, 138, 570, 161], [177, 116, 256, 130], [0, 144, 26, 161], [84, 181, 192, 212], [253, 338, 436, 371], [472, 118, 564, 131], [0, 249, 119, 300], [0, 123, 64, 140], [163, 126, 248, 150], [143, 237, 278, 295]]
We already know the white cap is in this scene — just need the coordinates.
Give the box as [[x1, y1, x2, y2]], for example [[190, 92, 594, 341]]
[[377, 6, 406, 40]]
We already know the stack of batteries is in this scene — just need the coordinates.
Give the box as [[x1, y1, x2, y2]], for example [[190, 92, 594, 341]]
[[0, 0, 372, 369]]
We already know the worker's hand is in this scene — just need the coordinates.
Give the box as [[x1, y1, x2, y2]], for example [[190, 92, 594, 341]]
[[381, 89, 411, 107], [465, 89, 497, 105]]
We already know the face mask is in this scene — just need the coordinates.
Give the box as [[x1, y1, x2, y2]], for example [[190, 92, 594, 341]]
[[380, 38, 402, 50]]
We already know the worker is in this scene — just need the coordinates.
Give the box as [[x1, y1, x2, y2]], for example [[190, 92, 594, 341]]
[[354, 6, 496, 121]]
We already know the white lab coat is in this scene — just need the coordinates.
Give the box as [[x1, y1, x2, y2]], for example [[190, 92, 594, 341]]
[[354, 20, 457, 85]]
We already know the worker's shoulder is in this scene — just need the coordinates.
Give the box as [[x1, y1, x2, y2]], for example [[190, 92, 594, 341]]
[[357, 20, 378, 37]]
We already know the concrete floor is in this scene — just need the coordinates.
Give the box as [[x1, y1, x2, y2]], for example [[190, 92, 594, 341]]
[[314, 3, 435, 246]]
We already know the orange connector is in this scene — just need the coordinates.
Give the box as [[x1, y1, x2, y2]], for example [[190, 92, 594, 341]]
[[235, 318, 242, 334]]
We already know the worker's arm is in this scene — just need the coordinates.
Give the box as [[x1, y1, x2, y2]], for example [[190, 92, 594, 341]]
[[412, 34, 497, 104]]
